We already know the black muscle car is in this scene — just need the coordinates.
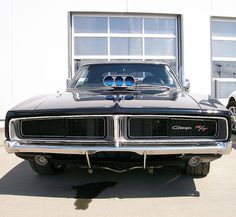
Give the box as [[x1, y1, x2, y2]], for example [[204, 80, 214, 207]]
[[4, 62, 232, 177]]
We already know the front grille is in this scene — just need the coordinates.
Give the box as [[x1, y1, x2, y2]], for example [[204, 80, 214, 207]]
[[12, 115, 226, 142], [21, 118, 106, 139], [129, 118, 168, 138], [128, 117, 217, 139]]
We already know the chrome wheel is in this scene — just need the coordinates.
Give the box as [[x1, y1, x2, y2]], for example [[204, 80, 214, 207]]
[[227, 101, 236, 134]]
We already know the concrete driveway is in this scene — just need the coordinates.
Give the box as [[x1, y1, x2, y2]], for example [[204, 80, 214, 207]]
[[0, 129, 236, 217]]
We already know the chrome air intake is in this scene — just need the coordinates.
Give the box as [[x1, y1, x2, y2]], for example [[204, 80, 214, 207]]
[[103, 75, 135, 87]]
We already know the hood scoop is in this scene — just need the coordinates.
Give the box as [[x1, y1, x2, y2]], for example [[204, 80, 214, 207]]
[[103, 75, 141, 102], [103, 75, 135, 88]]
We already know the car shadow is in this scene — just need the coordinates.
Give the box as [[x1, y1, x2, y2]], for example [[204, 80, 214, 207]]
[[0, 160, 199, 200]]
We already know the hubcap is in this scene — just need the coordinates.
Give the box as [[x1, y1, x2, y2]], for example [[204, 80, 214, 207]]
[[228, 106, 236, 132]]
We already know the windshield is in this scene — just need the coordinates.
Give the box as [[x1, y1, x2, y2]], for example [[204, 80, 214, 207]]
[[70, 63, 181, 90]]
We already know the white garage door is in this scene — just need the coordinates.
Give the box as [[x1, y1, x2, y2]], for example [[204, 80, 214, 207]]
[[70, 14, 181, 78], [212, 18, 236, 101]]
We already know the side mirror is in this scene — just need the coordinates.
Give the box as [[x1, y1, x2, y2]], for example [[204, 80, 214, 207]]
[[66, 79, 71, 88], [183, 79, 190, 92]]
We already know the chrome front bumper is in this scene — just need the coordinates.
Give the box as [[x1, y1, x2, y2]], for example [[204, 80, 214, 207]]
[[4, 140, 232, 156]]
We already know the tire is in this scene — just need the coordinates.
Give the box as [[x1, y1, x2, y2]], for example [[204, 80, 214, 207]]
[[29, 160, 66, 175], [227, 100, 236, 135], [185, 162, 210, 177]]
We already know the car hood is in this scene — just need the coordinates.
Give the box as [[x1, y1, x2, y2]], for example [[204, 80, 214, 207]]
[[10, 88, 228, 115]]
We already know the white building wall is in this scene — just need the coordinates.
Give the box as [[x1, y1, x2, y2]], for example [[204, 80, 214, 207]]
[[1, 0, 236, 126], [0, 0, 12, 126]]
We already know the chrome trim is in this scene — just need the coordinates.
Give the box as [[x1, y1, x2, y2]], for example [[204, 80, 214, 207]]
[[9, 115, 229, 143], [143, 152, 147, 169], [113, 115, 120, 147], [4, 140, 232, 155], [85, 151, 91, 169]]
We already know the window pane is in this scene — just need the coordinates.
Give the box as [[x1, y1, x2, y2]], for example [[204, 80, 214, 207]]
[[74, 37, 107, 55], [110, 17, 142, 33], [145, 38, 176, 56], [212, 41, 236, 57], [144, 18, 176, 35], [212, 21, 236, 37], [74, 17, 107, 33], [110, 37, 142, 55], [213, 61, 236, 78]]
